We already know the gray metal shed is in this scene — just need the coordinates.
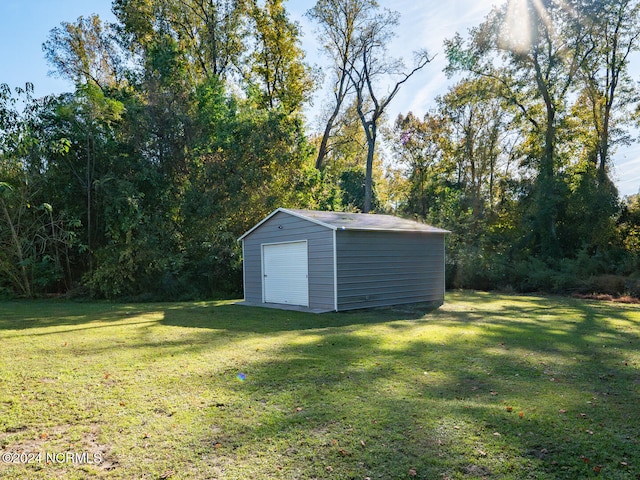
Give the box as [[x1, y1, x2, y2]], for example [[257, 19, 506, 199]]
[[238, 208, 449, 313]]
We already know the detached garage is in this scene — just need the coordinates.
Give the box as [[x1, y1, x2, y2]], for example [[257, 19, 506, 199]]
[[238, 208, 449, 313]]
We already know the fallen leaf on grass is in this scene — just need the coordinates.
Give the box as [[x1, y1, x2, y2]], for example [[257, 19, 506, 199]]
[[519, 411, 524, 418], [160, 471, 174, 479], [326, 466, 333, 472], [559, 409, 567, 414], [593, 465, 602, 473], [506, 406, 513, 412], [409, 468, 417, 476], [360, 440, 366, 447]]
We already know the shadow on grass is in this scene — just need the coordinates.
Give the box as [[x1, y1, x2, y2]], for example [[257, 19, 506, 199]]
[[159, 302, 435, 333], [0, 299, 435, 333], [1, 292, 638, 479], [159, 292, 640, 479], [0, 300, 160, 331]]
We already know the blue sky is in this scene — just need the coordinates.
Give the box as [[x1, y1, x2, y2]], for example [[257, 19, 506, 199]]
[[1, 0, 638, 196], [0, 1, 115, 97]]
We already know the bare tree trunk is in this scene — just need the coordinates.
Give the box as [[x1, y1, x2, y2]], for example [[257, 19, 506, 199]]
[[0, 198, 31, 297], [315, 108, 339, 170], [86, 130, 93, 275], [363, 129, 375, 212]]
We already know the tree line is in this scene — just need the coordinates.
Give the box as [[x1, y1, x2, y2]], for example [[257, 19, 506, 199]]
[[1, 0, 639, 300]]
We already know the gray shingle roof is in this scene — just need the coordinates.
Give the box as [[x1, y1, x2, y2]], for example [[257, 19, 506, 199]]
[[285, 209, 449, 233], [239, 208, 449, 240]]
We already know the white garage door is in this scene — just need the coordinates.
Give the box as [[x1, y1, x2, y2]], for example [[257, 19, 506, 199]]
[[262, 241, 309, 307]]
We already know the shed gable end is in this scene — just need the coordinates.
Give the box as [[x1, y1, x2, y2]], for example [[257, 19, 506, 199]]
[[241, 211, 335, 311]]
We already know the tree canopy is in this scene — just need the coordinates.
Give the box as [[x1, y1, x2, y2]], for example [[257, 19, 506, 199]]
[[0, 0, 638, 299]]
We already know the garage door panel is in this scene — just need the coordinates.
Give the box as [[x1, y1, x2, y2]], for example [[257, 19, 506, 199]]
[[263, 241, 309, 306]]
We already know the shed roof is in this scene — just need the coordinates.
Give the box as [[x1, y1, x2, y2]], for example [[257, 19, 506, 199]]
[[238, 208, 449, 240]]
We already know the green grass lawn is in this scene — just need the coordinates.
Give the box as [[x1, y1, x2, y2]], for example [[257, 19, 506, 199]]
[[0, 291, 638, 479]]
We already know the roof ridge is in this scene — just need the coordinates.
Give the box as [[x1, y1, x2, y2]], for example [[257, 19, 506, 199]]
[[239, 208, 450, 241]]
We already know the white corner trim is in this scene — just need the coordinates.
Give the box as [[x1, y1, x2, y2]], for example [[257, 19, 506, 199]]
[[333, 229, 338, 312]]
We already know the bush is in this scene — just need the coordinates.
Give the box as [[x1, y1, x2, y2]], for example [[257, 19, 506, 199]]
[[0, 285, 14, 300], [445, 247, 640, 299]]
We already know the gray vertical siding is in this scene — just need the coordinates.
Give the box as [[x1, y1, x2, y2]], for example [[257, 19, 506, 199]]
[[241, 211, 335, 311], [336, 230, 445, 310]]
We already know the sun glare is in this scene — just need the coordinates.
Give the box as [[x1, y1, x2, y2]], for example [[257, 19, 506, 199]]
[[503, 0, 532, 52], [501, 0, 570, 53]]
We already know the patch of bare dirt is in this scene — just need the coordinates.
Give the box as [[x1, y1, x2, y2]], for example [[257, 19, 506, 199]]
[[572, 293, 640, 304]]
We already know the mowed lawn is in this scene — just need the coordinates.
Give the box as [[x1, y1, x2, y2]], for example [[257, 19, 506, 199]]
[[0, 292, 638, 479]]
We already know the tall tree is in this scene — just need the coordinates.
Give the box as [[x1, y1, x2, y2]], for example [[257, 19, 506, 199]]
[[438, 77, 517, 224], [346, 3, 431, 212], [46, 85, 125, 276], [392, 76, 519, 237], [247, 0, 314, 113], [0, 84, 78, 296], [113, 0, 249, 83], [446, 0, 591, 256], [43, 14, 123, 90], [307, 0, 367, 170], [392, 111, 448, 219], [44, 16, 131, 274], [577, 0, 640, 179]]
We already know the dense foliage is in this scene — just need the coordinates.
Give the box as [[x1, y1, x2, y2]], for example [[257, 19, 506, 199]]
[[0, 0, 639, 299]]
